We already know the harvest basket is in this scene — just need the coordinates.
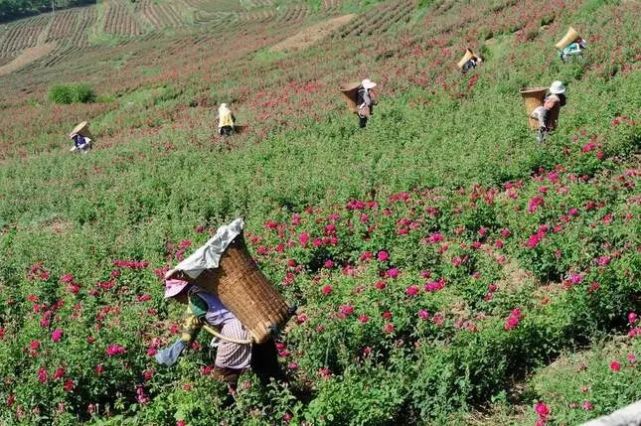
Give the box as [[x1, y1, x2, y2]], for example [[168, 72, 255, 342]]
[[457, 48, 476, 69], [340, 81, 361, 114], [192, 233, 293, 344], [69, 121, 93, 140], [520, 87, 547, 130], [555, 27, 580, 50]]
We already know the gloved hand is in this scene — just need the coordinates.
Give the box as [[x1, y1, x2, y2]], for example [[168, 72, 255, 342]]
[[155, 339, 187, 366]]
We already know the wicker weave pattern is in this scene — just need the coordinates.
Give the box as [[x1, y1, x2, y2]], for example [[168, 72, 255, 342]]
[[194, 234, 290, 344], [520, 87, 547, 130]]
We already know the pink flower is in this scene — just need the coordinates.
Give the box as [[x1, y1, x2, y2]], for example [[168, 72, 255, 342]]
[[95, 364, 104, 375], [383, 323, 395, 334], [377, 250, 390, 262], [63, 379, 75, 392], [610, 360, 621, 372], [359, 251, 373, 262], [405, 285, 420, 297], [60, 274, 74, 283], [504, 308, 523, 331], [387, 268, 399, 279], [582, 400, 593, 411], [106, 344, 126, 357], [374, 280, 386, 290], [321, 285, 333, 295], [338, 305, 354, 316], [37, 368, 48, 383], [287, 362, 298, 370], [528, 196, 545, 214], [426, 232, 443, 244], [627, 353, 637, 364], [323, 259, 334, 269], [51, 328, 63, 343], [418, 309, 430, 320], [629, 312, 638, 325], [298, 232, 309, 247], [534, 401, 550, 418], [358, 314, 369, 324], [53, 367, 65, 380]]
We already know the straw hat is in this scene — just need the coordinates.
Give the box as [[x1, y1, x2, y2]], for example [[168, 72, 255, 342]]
[[361, 79, 377, 89], [549, 81, 566, 95], [69, 121, 89, 139]]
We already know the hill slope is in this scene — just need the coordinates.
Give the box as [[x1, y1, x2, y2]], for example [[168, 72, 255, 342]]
[[2, 0, 641, 424]]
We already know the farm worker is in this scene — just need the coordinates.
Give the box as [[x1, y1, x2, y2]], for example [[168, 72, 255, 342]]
[[530, 81, 567, 143], [357, 78, 377, 128], [156, 273, 283, 393], [461, 55, 482, 74], [69, 132, 92, 153], [559, 37, 586, 62], [217, 103, 236, 136]]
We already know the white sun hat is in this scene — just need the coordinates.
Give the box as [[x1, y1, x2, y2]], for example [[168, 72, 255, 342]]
[[549, 81, 566, 95], [361, 79, 377, 89]]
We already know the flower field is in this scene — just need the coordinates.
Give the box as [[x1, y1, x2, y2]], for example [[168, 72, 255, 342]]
[[2, 0, 641, 424]]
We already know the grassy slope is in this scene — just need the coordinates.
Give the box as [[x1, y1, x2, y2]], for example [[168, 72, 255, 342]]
[[2, 0, 641, 424]]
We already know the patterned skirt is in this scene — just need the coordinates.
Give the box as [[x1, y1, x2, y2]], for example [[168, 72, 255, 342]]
[[214, 318, 252, 370]]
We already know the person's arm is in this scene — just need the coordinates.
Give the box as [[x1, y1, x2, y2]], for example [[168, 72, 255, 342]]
[[155, 303, 205, 366]]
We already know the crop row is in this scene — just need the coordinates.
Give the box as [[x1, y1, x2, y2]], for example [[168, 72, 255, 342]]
[[46, 10, 78, 42], [336, 0, 416, 39], [0, 16, 48, 54], [142, 3, 184, 29], [69, 7, 96, 47], [103, 0, 143, 36], [277, 4, 308, 23]]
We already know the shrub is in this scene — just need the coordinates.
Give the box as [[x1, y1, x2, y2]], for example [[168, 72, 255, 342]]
[[48, 84, 96, 104]]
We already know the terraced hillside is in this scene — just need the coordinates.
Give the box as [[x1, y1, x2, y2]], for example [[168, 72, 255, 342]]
[[2, 0, 641, 425]]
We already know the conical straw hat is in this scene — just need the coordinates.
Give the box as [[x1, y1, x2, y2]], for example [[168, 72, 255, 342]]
[[457, 48, 476, 69], [69, 121, 91, 139], [555, 27, 580, 50]]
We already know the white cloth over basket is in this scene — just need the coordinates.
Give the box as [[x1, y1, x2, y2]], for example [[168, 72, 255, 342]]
[[165, 218, 244, 280]]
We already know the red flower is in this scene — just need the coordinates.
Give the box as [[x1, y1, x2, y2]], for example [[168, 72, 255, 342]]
[[383, 323, 395, 334], [358, 314, 369, 324], [377, 250, 390, 262], [63, 379, 75, 392], [51, 328, 63, 342], [106, 344, 126, 357], [504, 308, 523, 331], [610, 360, 621, 372], [534, 401, 550, 418], [321, 285, 333, 295], [405, 285, 420, 297], [37, 368, 48, 383]]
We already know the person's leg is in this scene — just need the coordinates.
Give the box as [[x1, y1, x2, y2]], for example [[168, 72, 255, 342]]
[[359, 115, 367, 128]]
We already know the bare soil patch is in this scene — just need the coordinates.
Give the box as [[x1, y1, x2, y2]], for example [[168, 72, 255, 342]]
[[270, 14, 356, 52], [0, 42, 57, 76]]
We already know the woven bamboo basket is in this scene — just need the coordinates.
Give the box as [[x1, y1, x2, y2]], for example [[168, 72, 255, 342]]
[[457, 48, 476, 69], [192, 233, 292, 344], [520, 87, 547, 130], [340, 81, 361, 114], [555, 27, 579, 50], [69, 121, 93, 140]]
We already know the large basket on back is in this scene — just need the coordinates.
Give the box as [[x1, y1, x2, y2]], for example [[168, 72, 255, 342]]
[[69, 121, 93, 140], [340, 81, 361, 114], [193, 233, 292, 344], [555, 27, 580, 50], [520, 87, 547, 130], [457, 48, 477, 69]]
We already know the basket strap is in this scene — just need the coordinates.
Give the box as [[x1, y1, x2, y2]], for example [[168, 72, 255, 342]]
[[202, 324, 253, 345]]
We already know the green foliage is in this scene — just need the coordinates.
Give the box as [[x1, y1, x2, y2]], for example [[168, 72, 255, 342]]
[[48, 84, 96, 104]]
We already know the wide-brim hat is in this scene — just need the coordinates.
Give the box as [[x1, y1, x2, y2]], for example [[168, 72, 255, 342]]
[[361, 79, 377, 89], [69, 121, 89, 139], [549, 81, 566, 95], [164, 278, 190, 298]]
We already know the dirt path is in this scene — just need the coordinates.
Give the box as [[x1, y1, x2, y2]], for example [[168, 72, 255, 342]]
[[0, 42, 57, 76], [270, 14, 356, 52]]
